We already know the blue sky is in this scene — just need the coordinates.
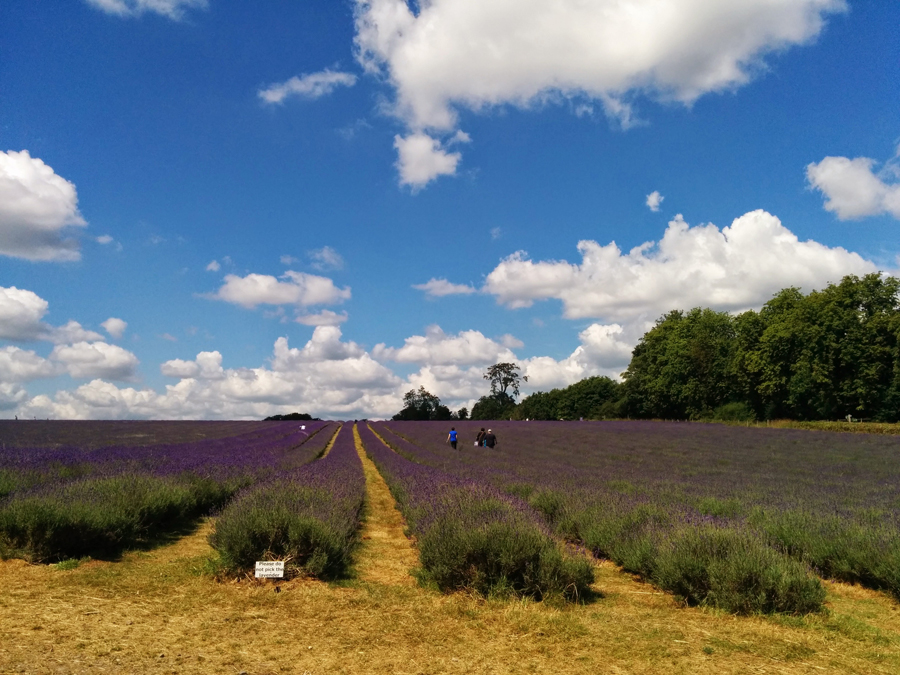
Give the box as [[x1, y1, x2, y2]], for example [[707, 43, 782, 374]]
[[0, 0, 898, 419]]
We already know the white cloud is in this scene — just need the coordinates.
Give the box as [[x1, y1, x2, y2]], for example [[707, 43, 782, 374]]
[[84, 0, 207, 20], [47, 320, 105, 345], [413, 278, 477, 298], [101, 317, 128, 339], [161, 350, 224, 380], [0, 383, 29, 411], [258, 70, 358, 104], [373, 325, 517, 366], [483, 210, 877, 321], [0, 346, 57, 383], [160, 358, 200, 379], [96, 235, 114, 244], [271, 327, 367, 367], [50, 342, 140, 381], [206, 260, 221, 272], [806, 153, 900, 220], [308, 246, 345, 271], [491, 227, 502, 240], [208, 270, 351, 309], [355, 0, 846, 186], [23, 328, 401, 420], [0, 286, 49, 341], [394, 133, 461, 188], [280, 255, 299, 265], [499, 334, 524, 350], [295, 310, 349, 326], [0, 150, 86, 261], [0, 286, 103, 344], [646, 191, 664, 212]]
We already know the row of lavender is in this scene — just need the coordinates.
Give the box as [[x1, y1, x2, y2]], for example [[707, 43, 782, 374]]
[[379, 421, 900, 613], [357, 423, 594, 599], [209, 423, 366, 579], [0, 421, 336, 562]]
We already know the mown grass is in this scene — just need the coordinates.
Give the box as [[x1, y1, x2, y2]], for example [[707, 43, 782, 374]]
[[2, 519, 899, 675], [729, 419, 900, 435]]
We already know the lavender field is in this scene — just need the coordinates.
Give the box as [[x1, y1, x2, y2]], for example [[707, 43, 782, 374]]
[[381, 420, 900, 613], [0, 421, 337, 562], [357, 423, 594, 599], [210, 423, 365, 579]]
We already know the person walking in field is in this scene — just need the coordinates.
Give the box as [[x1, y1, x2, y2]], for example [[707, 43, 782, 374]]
[[447, 427, 458, 450], [475, 427, 486, 447], [484, 429, 497, 449]]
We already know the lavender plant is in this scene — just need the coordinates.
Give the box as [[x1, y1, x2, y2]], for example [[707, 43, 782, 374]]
[[358, 423, 594, 600], [382, 420, 897, 612], [209, 423, 365, 579], [0, 421, 335, 562]]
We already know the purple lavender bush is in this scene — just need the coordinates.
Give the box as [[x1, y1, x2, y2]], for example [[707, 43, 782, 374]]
[[384, 420, 885, 613], [209, 423, 365, 579], [0, 422, 335, 563], [358, 423, 593, 600]]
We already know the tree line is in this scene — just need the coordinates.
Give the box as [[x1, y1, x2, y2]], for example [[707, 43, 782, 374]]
[[392, 274, 900, 423]]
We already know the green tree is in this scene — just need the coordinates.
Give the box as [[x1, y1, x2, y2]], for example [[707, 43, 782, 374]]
[[515, 376, 622, 420], [470, 393, 517, 420], [484, 362, 528, 400], [622, 307, 739, 419], [556, 376, 621, 420], [393, 386, 447, 421], [746, 274, 900, 420]]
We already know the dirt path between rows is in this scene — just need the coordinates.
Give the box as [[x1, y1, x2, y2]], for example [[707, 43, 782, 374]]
[[352, 423, 419, 586]]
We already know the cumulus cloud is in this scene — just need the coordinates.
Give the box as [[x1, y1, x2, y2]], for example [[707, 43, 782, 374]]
[[258, 70, 358, 104], [394, 133, 461, 189], [0, 286, 49, 341], [0, 346, 57, 383], [308, 246, 345, 271], [160, 358, 201, 379], [373, 325, 517, 366], [483, 210, 876, 321], [18, 328, 401, 420], [161, 351, 224, 380], [521, 323, 641, 390], [806, 152, 900, 220], [207, 270, 351, 309], [101, 317, 127, 339], [50, 342, 140, 381], [0, 150, 86, 261], [646, 191, 664, 212], [355, 0, 846, 186], [0, 383, 29, 411], [46, 321, 105, 345], [96, 235, 114, 244], [206, 260, 221, 272], [0, 286, 103, 344], [295, 310, 349, 326], [412, 278, 477, 298], [84, 0, 207, 20]]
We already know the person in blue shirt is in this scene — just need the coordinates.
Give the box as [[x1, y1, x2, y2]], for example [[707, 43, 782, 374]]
[[447, 427, 458, 450]]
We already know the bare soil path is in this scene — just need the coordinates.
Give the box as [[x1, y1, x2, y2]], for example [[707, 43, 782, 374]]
[[352, 423, 419, 587]]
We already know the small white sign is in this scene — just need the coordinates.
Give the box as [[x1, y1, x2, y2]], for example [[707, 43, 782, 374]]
[[255, 561, 285, 578]]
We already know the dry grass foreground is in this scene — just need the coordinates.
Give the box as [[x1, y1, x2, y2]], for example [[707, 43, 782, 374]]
[[0, 429, 897, 674]]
